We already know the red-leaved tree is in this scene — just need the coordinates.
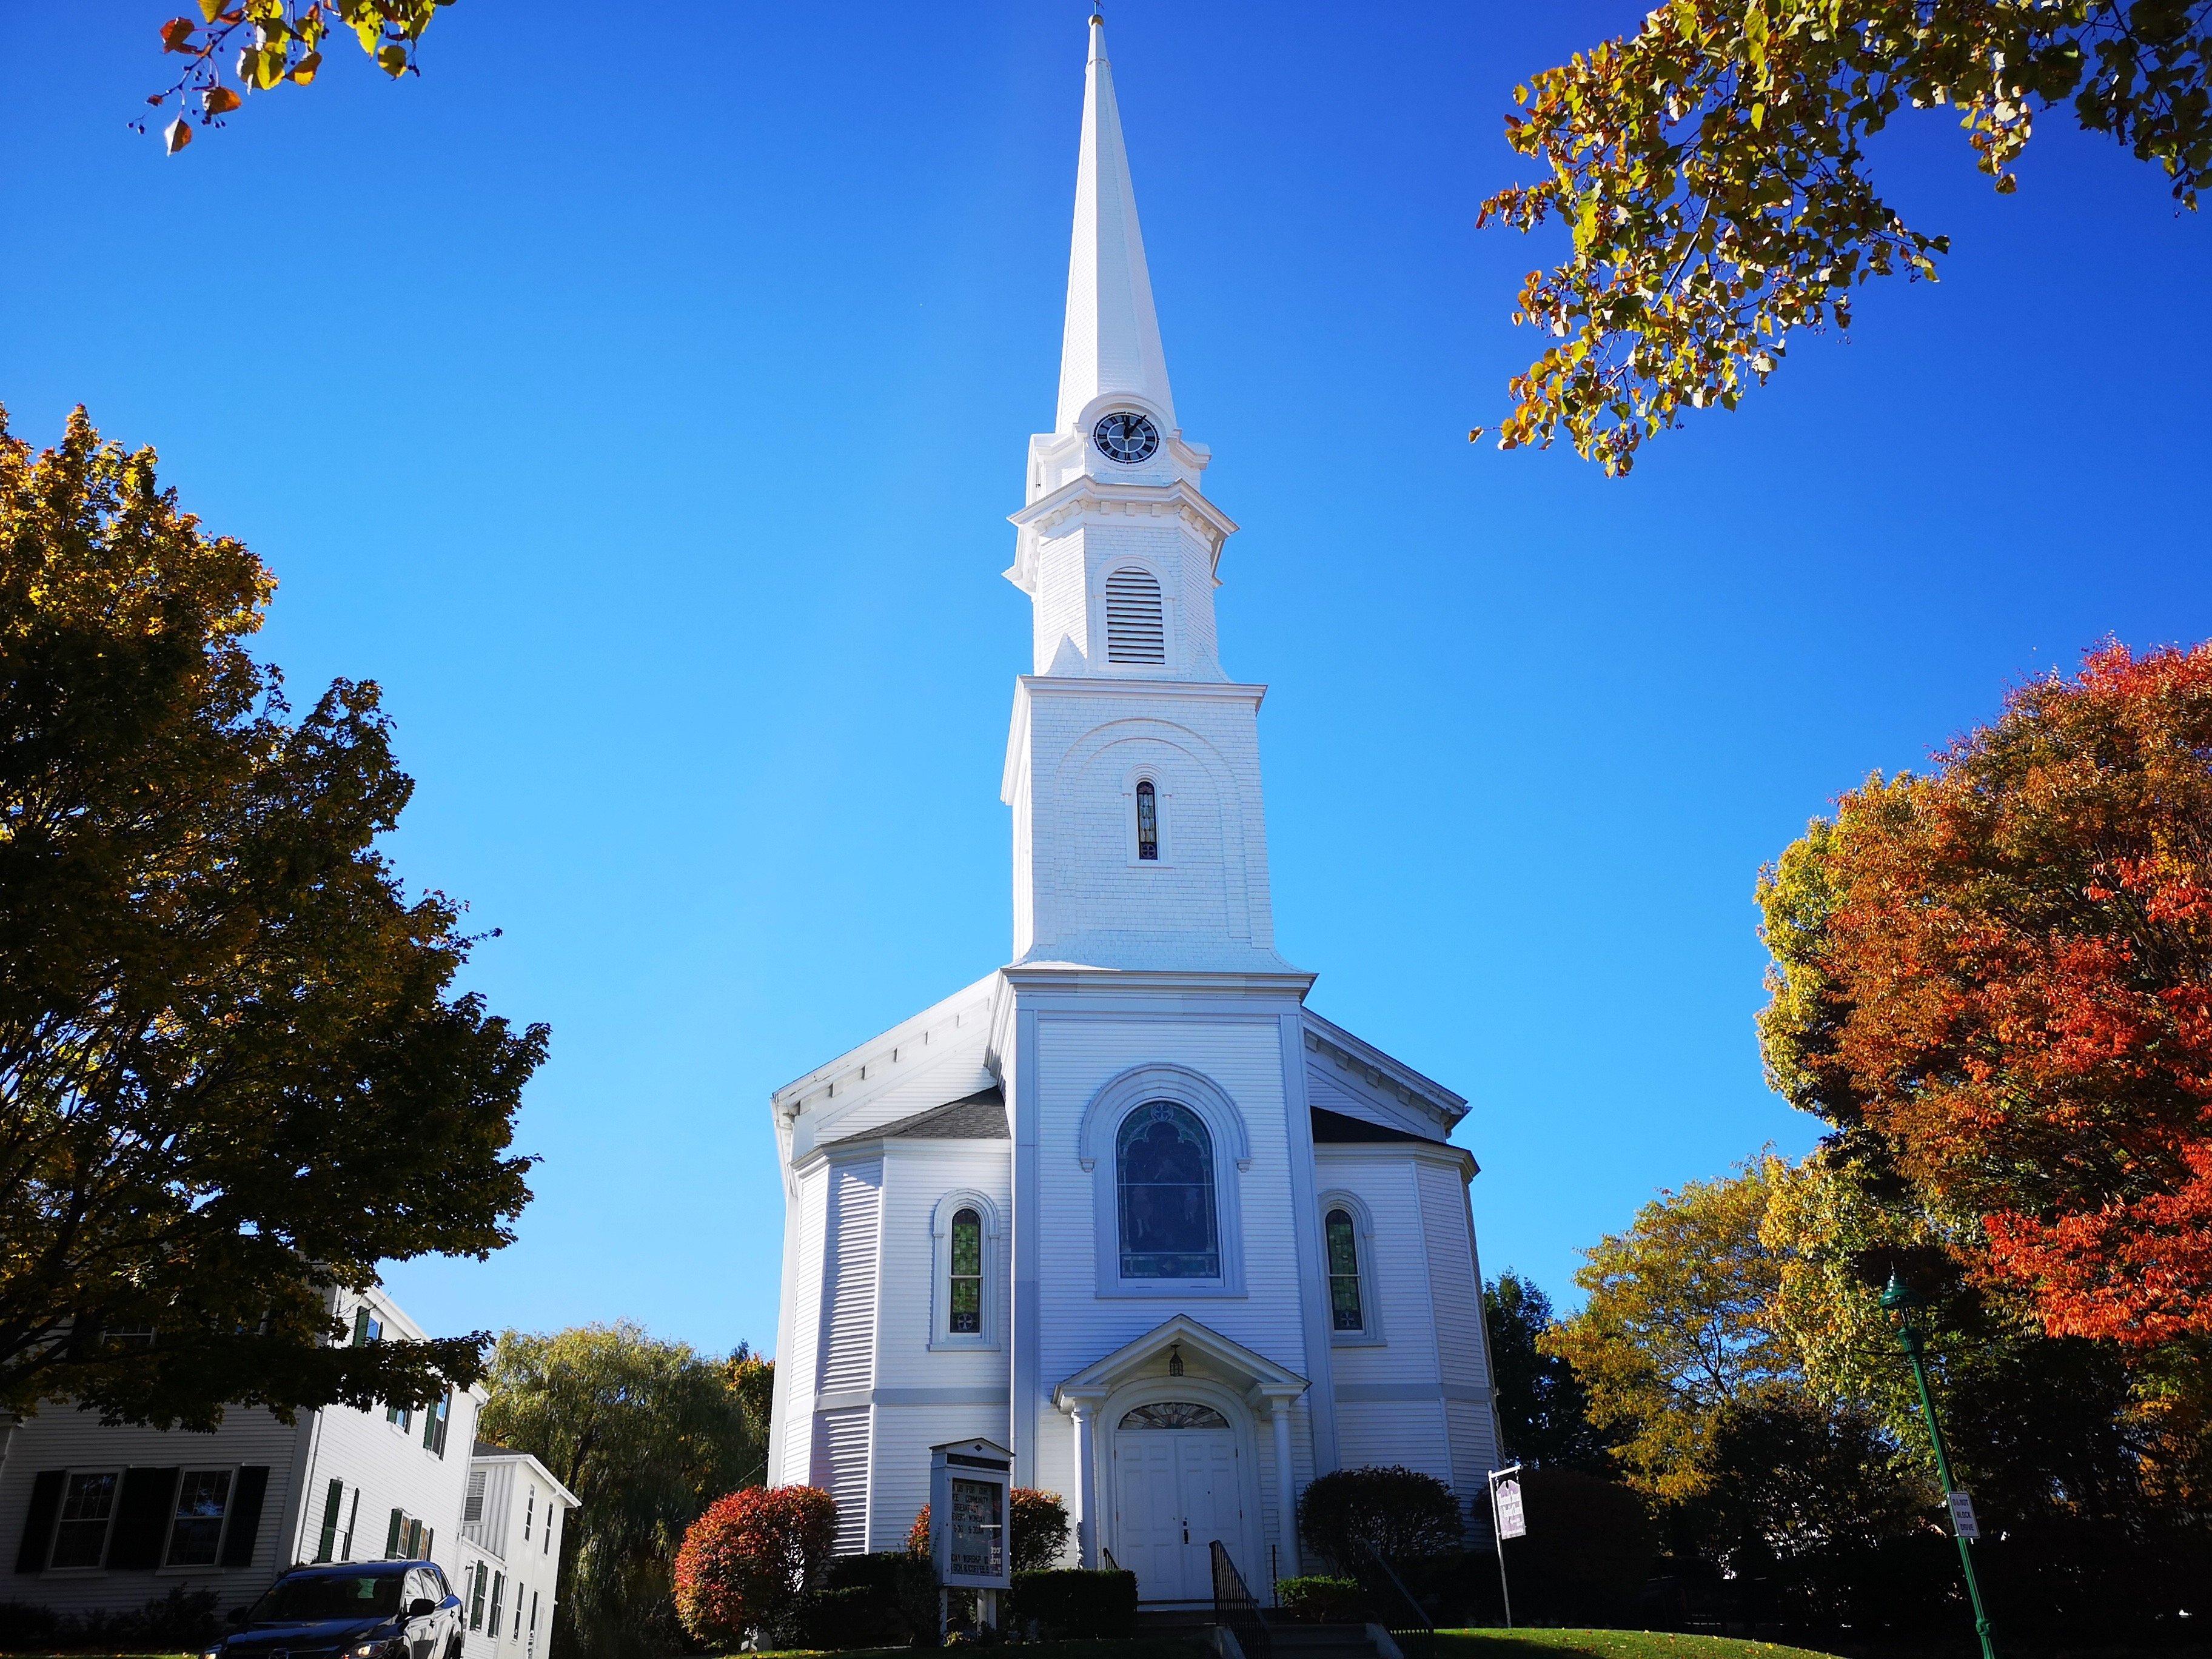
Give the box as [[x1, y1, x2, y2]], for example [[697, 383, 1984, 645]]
[[672, 1484, 837, 1647], [1760, 640, 2212, 1345]]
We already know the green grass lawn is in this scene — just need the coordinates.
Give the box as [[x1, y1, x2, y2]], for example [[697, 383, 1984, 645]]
[[744, 1641, 1208, 1659], [1433, 1633, 1844, 1659]]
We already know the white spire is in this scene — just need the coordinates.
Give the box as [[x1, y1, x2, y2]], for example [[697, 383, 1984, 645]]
[[1056, 16, 1176, 435]]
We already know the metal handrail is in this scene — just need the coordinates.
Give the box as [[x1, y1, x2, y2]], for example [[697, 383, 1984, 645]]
[[1210, 1540, 1272, 1659], [1352, 1541, 1435, 1659], [1101, 1544, 1119, 1572]]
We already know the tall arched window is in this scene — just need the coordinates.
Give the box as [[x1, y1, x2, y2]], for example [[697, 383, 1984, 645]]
[[949, 1207, 984, 1333], [1105, 566, 1166, 665], [1326, 1208, 1364, 1332], [1116, 1101, 1219, 1278], [1135, 780, 1159, 860]]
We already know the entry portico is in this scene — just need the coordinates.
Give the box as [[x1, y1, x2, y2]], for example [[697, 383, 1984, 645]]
[[1054, 1316, 1305, 1599]]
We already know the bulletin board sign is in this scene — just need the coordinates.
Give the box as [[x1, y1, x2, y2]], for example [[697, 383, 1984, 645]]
[[929, 1438, 1013, 1592]]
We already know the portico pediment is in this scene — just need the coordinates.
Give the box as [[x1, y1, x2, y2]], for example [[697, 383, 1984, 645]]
[[1052, 1315, 1307, 1411]]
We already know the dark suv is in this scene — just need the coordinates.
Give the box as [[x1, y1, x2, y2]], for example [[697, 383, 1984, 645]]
[[206, 1560, 464, 1659]]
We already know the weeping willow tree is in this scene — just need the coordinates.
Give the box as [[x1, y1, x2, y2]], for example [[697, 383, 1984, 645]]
[[477, 1324, 769, 1659]]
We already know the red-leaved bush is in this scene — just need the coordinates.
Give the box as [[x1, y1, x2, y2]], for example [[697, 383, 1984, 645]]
[[673, 1484, 837, 1646]]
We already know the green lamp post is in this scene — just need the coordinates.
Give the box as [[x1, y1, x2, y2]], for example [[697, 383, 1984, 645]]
[[1880, 1270, 1997, 1659]]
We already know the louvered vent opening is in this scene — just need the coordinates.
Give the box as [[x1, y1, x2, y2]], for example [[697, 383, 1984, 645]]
[[1105, 567, 1166, 665]]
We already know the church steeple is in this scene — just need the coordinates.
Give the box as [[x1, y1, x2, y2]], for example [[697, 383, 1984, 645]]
[[1056, 15, 1176, 435]]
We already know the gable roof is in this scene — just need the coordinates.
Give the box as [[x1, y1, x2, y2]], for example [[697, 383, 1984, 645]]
[[1310, 1104, 1443, 1146], [828, 1086, 1008, 1147]]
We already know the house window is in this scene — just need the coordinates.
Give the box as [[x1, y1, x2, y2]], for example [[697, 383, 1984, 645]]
[[352, 1307, 381, 1346], [464, 1469, 488, 1527], [1135, 780, 1159, 860], [949, 1208, 984, 1333], [423, 1392, 450, 1456], [469, 1563, 488, 1630], [1116, 1101, 1219, 1278], [1104, 566, 1166, 665], [1326, 1208, 1364, 1332], [524, 1490, 534, 1541], [386, 1508, 423, 1560], [166, 1469, 232, 1567], [49, 1471, 119, 1570], [387, 1401, 412, 1433]]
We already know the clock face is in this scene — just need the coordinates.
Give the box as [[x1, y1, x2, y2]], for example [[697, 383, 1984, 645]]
[[1092, 409, 1161, 465]]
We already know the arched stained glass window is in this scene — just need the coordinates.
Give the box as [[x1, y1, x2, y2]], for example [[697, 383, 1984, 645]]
[[1326, 1208, 1364, 1332], [950, 1207, 983, 1334], [1136, 780, 1159, 860], [1116, 1101, 1219, 1279]]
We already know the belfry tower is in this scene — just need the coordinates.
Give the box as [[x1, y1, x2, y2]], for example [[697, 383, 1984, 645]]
[[1002, 15, 1287, 974]]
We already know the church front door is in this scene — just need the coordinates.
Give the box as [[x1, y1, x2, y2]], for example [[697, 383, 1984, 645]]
[[1111, 1402, 1242, 1603]]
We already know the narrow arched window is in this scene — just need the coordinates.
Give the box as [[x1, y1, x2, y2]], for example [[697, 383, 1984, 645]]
[[1326, 1208, 1364, 1332], [1105, 567, 1166, 665], [950, 1207, 984, 1334], [1136, 780, 1159, 860], [1117, 1102, 1219, 1278]]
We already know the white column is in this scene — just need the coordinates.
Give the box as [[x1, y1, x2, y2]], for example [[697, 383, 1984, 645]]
[[1270, 1398, 1300, 1578], [1071, 1403, 1099, 1567]]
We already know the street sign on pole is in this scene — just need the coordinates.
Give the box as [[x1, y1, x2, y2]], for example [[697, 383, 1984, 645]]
[[1948, 1492, 1980, 1542], [1486, 1465, 1524, 1629]]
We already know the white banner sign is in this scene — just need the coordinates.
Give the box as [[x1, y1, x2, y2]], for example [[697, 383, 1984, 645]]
[[1493, 1476, 1526, 1540], [1946, 1491, 1979, 1541]]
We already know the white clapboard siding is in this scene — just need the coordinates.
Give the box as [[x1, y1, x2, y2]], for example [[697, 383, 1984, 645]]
[[782, 1165, 828, 1484], [819, 1162, 882, 1396], [810, 1409, 871, 1554], [1418, 1161, 1486, 1390]]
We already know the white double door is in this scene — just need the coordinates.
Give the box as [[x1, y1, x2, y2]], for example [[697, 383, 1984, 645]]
[[1114, 1427, 1242, 1603]]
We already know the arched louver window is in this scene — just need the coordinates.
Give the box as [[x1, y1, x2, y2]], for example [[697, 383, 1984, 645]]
[[1116, 1101, 1219, 1278], [950, 1207, 984, 1334], [1136, 780, 1159, 860], [1326, 1208, 1364, 1332], [1105, 566, 1166, 665]]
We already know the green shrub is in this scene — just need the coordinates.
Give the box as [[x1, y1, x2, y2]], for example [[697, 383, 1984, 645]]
[[1273, 1576, 1368, 1624], [790, 1584, 910, 1650], [1007, 1567, 1138, 1638], [1297, 1466, 1463, 1570]]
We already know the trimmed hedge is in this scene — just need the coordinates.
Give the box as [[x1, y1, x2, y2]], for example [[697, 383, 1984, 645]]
[[1007, 1568, 1138, 1639], [1273, 1575, 1367, 1624]]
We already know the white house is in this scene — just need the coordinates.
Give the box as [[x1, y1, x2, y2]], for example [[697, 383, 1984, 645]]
[[764, 17, 1500, 1608], [455, 1442, 577, 1659], [0, 1285, 571, 1638]]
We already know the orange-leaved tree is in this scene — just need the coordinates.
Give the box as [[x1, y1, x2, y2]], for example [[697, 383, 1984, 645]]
[[672, 1485, 836, 1649], [1758, 640, 2212, 1346]]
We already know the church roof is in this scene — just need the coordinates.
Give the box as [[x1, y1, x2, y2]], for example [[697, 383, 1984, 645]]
[[1310, 1104, 1444, 1147], [831, 1086, 1008, 1146]]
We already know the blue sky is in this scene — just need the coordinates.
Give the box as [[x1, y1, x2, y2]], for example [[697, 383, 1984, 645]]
[[4, 4, 2205, 1355]]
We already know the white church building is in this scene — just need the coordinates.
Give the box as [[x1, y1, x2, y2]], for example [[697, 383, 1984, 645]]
[[764, 17, 1499, 1606]]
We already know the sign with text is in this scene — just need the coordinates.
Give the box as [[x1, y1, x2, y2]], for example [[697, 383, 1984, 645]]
[[929, 1438, 1013, 1592], [1946, 1491, 1980, 1541], [1493, 1475, 1526, 1540]]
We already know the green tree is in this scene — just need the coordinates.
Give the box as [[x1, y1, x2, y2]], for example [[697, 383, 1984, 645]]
[[1543, 1157, 1795, 1497], [145, 1, 451, 152], [1, 406, 543, 1430], [1483, 1270, 1606, 1469], [477, 1324, 768, 1659], [1477, 0, 2212, 474]]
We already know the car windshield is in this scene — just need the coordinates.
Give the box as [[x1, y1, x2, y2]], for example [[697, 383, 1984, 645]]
[[252, 1574, 405, 1622]]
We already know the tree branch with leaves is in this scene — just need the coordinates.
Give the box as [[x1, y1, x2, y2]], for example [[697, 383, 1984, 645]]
[[1476, 0, 2212, 474]]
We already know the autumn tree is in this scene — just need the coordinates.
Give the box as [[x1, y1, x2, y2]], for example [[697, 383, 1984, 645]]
[[1542, 1156, 1795, 1496], [1483, 1270, 1606, 1469], [1478, 1, 2212, 474], [0, 405, 543, 1430], [144, 1, 452, 153], [477, 1324, 768, 1659], [672, 1485, 837, 1651], [1757, 640, 2212, 1345]]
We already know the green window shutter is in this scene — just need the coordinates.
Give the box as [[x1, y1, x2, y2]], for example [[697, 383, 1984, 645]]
[[470, 1563, 486, 1629], [386, 1508, 403, 1560], [14, 1470, 64, 1574], [316, 1480, 344, 1563], [423, 1528, 434, 1563], [107, 1468, 181, 1571], [220, 1467, 269, 1568]]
